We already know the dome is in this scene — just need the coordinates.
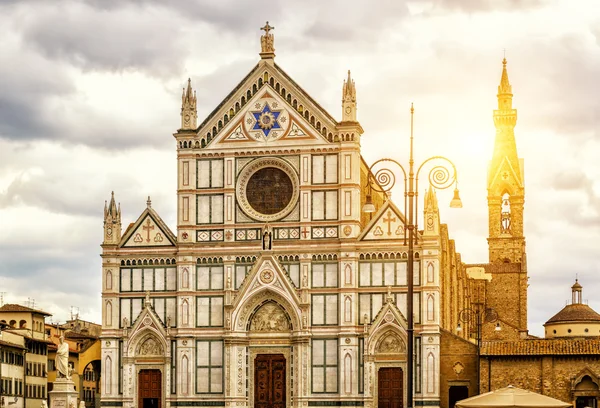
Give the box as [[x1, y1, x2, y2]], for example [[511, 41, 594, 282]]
[[545, 303, 600, 325]]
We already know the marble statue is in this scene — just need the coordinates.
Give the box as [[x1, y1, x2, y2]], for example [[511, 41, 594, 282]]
[[56, 335, 70, 379]]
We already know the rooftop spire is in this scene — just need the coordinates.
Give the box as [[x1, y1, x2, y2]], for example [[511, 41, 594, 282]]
[[424, 185, 439, 212], [498, 58, 512, 96], [341, 70, 357, 122], [180, 78, 197, 130], [342, 70, 356, 103], [259, 21, 275, 60], [106, 191, 119, 218], [147, 196, 152, 209], [103, 191, 121, 245]]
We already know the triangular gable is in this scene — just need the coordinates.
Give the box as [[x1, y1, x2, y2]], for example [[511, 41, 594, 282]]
[[120, 207, 176, 248], [488, 156, 524, 192], [367, 294, 408, 355], [230, 254, 303, 332], [210, 86, 326, 147], [124, 297, 169, 356], [190, 61, 339, 149], [127, 297, 168, 338], [359, 200, 409, 241]]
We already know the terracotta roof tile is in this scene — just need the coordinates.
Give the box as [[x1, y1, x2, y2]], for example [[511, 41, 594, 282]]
[[545, 303, 600, 324], [481, 338, 600, 356], [0, 303, 52, 316]]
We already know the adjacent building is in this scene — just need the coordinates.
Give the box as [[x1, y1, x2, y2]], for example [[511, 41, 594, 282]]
[[0, 304, 51, 408]]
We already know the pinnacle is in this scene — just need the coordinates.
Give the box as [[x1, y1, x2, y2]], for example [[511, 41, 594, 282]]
[[498, 58, 512, 96]]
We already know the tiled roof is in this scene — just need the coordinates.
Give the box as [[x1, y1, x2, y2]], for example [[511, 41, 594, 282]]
[[0, 303, 52, 316], [545, 303, 600, 324], [0, 339, 26, 349], [481, 338, 600, 356]]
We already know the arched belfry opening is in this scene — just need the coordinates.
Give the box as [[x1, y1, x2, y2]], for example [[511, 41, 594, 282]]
[[501, 192, 511, 234]]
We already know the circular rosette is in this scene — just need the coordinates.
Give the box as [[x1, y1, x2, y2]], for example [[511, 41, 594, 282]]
[[243, 94, 290, 141], [236, 157, 299, 222]]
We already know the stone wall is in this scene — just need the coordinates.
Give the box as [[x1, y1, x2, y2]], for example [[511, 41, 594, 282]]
[[440, 329, 478, 408], [480, 354, 600, 404]]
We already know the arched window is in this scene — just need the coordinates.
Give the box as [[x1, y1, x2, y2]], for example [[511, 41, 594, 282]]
[[181, 355, 189, 395], [104, 356, 112, 394], [182, 299, 190, 326], [501, 192, 511, 233], [427, 295, 435, 322], [344, 354, 352, 394], [344, 297, 352, 322], [427, 263, 434, 283], [105, 301, 113, 326], [106, 270, 113, 290], [344, 264, 352, 285], [427, 353, 435, 393], [182, 267, 189, 289]]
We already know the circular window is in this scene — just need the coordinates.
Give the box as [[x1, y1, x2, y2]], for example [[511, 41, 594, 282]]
[[237, 157, 299, 221], [247, 168, 293, 215], [553, 330, 556, 334], [568, 329, 572, 333], [585, 328, 589, 333]]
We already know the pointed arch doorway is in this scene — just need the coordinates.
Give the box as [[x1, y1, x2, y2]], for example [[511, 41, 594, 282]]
[[138, 369, 161, 408]]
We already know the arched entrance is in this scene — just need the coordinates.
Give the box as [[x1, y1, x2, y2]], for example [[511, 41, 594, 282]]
[[574, 375, 599, 408], [138, 369, 161, 408], [247, 300, 293, 408]]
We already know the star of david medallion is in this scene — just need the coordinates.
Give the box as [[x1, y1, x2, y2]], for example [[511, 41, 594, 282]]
[[243, 93, 290, 141], [252, 103, 281, 137]]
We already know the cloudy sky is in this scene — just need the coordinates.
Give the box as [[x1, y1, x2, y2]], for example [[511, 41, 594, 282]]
[[0, 0, 598, 336]]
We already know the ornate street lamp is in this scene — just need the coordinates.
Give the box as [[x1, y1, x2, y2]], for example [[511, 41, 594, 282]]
[[456, 307, 501, 391], [363, 105, 461, 408]]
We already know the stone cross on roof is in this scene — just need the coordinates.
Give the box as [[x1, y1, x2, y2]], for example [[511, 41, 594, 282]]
[[260, 21, 275, 58]]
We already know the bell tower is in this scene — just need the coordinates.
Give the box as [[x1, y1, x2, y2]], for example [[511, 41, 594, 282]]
[[484, 58, 528, 336], [487, 58, 525, 264]]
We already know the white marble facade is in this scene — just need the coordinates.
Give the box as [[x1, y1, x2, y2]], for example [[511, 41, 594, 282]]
[[100, 39, 445, 408]]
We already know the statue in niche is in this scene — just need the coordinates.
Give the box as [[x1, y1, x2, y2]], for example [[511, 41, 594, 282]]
[[262, 229, 272, 250], [377, 333, 405, 354], [250, 302, 290, 332]]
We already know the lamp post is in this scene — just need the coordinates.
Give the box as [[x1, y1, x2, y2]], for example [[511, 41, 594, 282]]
[[363, 105, 462, 408], [456, 307, 501, 392]]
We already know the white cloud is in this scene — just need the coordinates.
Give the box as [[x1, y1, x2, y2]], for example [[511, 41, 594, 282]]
[[0, 0, 598, 337]]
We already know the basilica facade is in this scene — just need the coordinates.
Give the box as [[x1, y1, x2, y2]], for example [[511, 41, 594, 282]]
[[99, 25, 523, 408]]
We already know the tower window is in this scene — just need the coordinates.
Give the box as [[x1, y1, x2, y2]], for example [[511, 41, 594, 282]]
[[501, 192, 511, 233]]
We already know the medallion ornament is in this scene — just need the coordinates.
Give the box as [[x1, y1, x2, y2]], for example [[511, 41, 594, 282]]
[[260, 269, 274, 284]]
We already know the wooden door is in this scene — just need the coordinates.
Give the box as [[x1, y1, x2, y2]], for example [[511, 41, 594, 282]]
[[255, 354, 286, 408], [378, 367, 403, 408], [138, 370, 161, 408]]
